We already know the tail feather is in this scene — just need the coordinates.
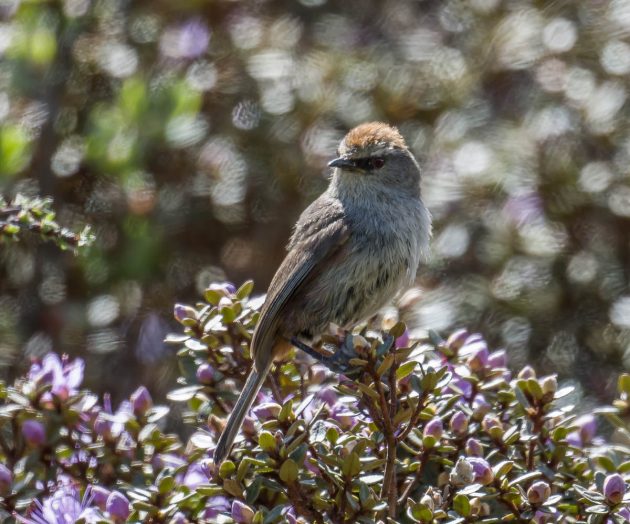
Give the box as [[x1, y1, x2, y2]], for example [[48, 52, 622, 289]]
[[214, 363, 271, 464]]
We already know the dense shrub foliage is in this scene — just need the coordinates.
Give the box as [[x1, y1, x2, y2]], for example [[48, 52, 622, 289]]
[[3, 1, 630, 398], [1, 282, 629, 523]]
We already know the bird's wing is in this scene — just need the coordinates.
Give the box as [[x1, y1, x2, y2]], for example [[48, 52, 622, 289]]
[[251, 203, 349, 371]]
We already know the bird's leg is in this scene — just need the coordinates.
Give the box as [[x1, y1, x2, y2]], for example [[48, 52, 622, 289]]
[[290, 333, 394, 376], [289, 337, 350, 374]]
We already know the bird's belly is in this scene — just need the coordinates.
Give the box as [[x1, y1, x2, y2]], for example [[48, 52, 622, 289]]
[[300, 236, 418, 335]]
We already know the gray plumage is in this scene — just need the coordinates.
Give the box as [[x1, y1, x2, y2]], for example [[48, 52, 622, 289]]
[[214, 122, 431, 464]]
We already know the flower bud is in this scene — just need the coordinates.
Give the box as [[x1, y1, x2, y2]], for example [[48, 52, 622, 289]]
[[252, 402, 281, 421], [204, 495, 231, 519], [466, 344, 489, 373], [207, 282, 235, 297], [446, 329, 469, 352], [231, 500, 255, 524], [423, 418, 444, 440], [352, 335, 370, 354], [465, 437, 484, 457], [527, 481, 551, 505], [196, 363, 215, 384], [22, 419, 45, 446], [168, 512, 188, 524], [540, 375, 558, 396], [576, 414, 597, 444], [468, 457, 494, 485], [482, 414, 502, 436], [603, 473, 626, 505], [0, 463, 12, 494], [106, 491, 130, 521], [449, 457, 474, 487], [130, 386, 153, 415], [470, 497, 482, 516], [218, 296, 234, 309], [174, 304, 196, 323], [518, 365, 536, 379], [449, 411, 469, 436], [395, 329, 410, 349], [488, 350, 507, 369], [472, 394, 491, 420], [91, 485, 112, 509], [420, 493, 434, 512], [93, 414, 113, 439]]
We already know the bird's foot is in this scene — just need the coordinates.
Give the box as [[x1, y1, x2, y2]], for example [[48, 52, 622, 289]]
[[290, 333, 395, 375]]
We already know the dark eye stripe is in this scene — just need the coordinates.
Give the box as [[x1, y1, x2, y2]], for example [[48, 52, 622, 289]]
[[355, 157, 385, 170]]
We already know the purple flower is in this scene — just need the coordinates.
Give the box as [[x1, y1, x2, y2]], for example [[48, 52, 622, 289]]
[[15, 483, 98, 524], [472, 394, 491, 419], [196, 363, 215, 384], [467, 457, 494, 485], [465, 437, 484, 457], [615, 506, 630, 521], [577, 414, 597, 444], [567, 414, 597, 447], [28, 353, 84, 401], [329, 400, 357, 430], [284, 506, 298, 524], [0, 463, 12, 494], [316, 386, 338, 406], [604, 473, 626, 505], [463, 342, 489, 373], [251, 402, 281, 421], [449, 411, 469, 436], [182, 460, 211, 489], [154, 453, 187, 472], [488, 350, 507, 369], [395, 329, 410, 349], [89, 486, 110, 510], [130, 386, 152, 415], [106, 491, 130, 521], [527, 481, 551, 505], [169, 512, 188, 524], [447, 374, 473, 399], [22, 420, 46, 446], [174, 304, 196, 323], [446, 329, 469, 352], [231, 500, 254, 524], [518, 365, 537, 379], [423, 418, 444, 440], [204, 495, 231, 519]]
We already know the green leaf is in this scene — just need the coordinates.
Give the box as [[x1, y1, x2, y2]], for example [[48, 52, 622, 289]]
[[236, 280, 255, 299], [342, 452, 361, 478], [388, 321, 406, 339], [453, 493, 471, 517], [376, 354, 395, 376], [396, 361, 417, 381], [219, 460, 236, 478], [166, 386, 203, 402], [259, 431, 276, 452], [279, 459, 298, 484], [619, 374, 630, 394]]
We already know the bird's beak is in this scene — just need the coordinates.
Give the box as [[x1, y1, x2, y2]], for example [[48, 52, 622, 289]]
[[328, 157, 356, 170]]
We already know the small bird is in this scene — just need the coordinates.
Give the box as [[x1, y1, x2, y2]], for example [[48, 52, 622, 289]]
[[213, 122, 431, 464]]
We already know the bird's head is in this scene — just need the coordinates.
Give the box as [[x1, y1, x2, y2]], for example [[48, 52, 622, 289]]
[[328, 122, 421, 196]]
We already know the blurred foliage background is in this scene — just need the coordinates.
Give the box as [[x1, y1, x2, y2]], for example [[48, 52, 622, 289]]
[[1, 0, 629, 403]]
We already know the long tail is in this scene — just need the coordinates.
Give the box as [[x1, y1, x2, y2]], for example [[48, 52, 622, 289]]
[[213, 362, 271, 464]]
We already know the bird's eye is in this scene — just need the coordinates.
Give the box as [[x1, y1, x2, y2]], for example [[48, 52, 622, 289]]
[[371, 158, 385, 169]]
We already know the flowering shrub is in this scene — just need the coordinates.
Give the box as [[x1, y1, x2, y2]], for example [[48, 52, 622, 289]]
[[1, 282, 630, 523]]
